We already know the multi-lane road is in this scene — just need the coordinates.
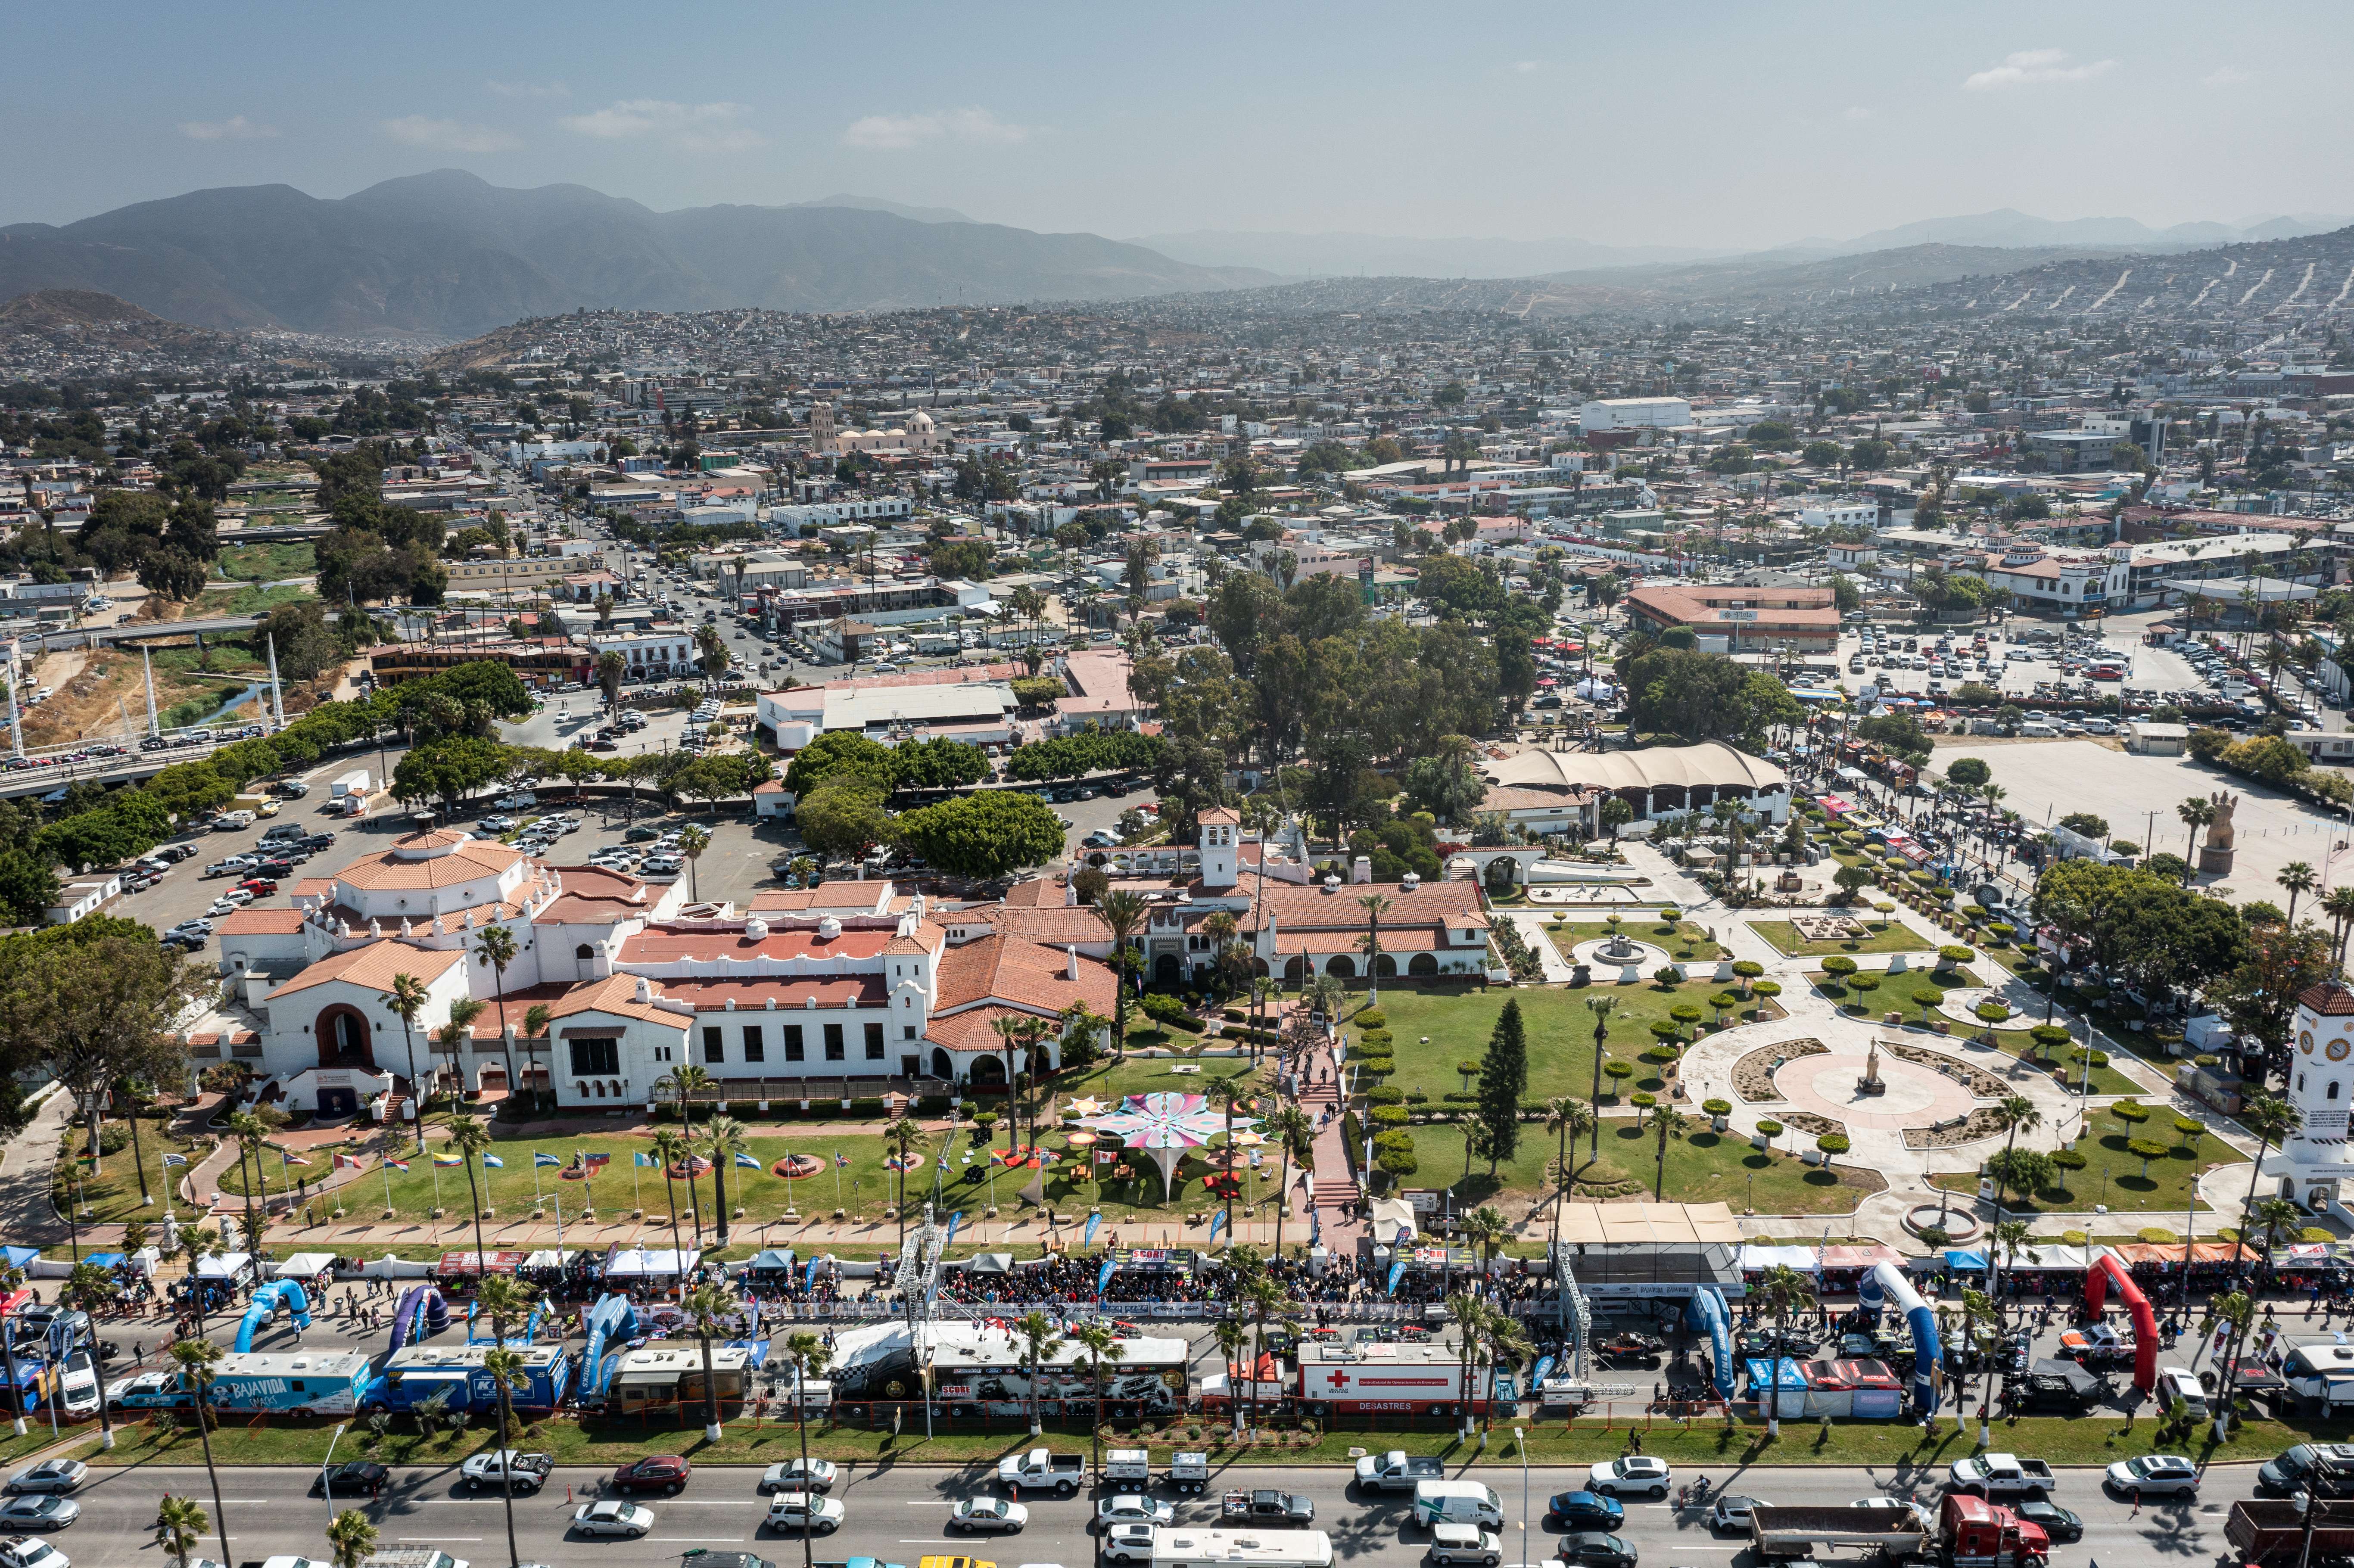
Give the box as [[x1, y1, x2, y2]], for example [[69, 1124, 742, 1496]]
[[31, 1456, 2245, 1568]]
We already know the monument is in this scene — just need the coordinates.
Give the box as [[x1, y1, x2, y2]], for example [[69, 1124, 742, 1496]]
[[1857, 1038, 1887, 1096], [2199, 790, 2239, 875]]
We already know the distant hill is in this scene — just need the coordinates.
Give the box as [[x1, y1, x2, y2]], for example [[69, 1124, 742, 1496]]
[[788, 193, 975, 224], [1127, 229, 1716, 280], [0, 286, 257, 366], [0, 170, 1263, 339]]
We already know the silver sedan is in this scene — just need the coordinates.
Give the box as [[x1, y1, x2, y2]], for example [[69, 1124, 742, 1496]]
[[570, 1502, 654, 1538]]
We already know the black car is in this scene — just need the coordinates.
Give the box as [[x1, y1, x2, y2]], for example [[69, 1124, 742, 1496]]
[[317, 1461, 389, 1497], [1559, 1534, 1638, 1568], [2013, 1501, 2080, 1543], [1545, 1493, 1625, 1532]]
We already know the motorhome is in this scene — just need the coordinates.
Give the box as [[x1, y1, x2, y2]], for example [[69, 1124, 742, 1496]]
[[107, 1351, 373, 1414], [1149, 1531, 1333, 1568]]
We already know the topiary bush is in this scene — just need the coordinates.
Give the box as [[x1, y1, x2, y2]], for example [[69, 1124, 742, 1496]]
[[1631, 1091, 1657, 1108], [1370, 1104, 1411, 1129], [1702, 1098, 1732, 1117], [1937, 945, 1974, 965], [1732, 960, 1764, 980], [1365, 1085, 1405, 1107], [1755, 1119, 1784, 1141], [1822, 956, 1860, 979], [2050, 1148, 2088, 1172], [1603, 1060, 1636, 1085], [1817, 1133, 1851, 1156], [1354, 1009, 1388, 1032]]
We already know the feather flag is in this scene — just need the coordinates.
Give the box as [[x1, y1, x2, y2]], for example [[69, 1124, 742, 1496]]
[[943, 1210, 963, 1249], [1084, 1212, 1101, 1248], [160, 1153, 188, 1168], [480, 1154, 504, 1168], [432, 1153, 463, 1167], [734, 1151, 760, 1169], [804, 1256, 820, 1292], [1386, 1258, 1406, 1295], [1207, 1208, 1227, 1240], [1097, 1255, 1118, 1294], [386, 1158, 411, 1172], [533, 1152, 562, 1168]]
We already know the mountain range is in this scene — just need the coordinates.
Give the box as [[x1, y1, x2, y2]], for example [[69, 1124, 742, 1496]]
[[0, 170, 1269, 339]]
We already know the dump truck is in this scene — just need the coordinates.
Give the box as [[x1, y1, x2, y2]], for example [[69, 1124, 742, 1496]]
[[1750, 1504, 1930, 1561], [2226, 1499, 2354, 1567]]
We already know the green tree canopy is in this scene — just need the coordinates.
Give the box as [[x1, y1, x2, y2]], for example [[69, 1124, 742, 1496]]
[[892, 790, 1069, 880]]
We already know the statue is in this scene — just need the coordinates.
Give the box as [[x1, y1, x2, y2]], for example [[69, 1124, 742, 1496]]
[[2200, 790, 2239, 874], [1858, 1038, 1886, 1096]]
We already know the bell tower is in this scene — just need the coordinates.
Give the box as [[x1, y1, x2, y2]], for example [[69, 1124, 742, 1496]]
[[2279, 980, 2354, 1211], [1198, 807, 1240, 891]]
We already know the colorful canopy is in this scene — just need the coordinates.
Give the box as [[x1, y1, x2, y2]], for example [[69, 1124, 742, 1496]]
[[1071, 1092, 1259, 1193]]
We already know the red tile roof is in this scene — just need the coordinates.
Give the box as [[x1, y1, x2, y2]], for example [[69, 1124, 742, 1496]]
[[934, 933, 1115, 1016]]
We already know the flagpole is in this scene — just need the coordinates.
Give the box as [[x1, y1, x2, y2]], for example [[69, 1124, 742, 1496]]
[[833, 1154, 842, 1214], [431, 1160, 444, 1232], [161, 1144, 176, 1223], [633, 1161, 643, 1215], [383, 1158, 393, 1216], [532, 1148, 543, 1212]]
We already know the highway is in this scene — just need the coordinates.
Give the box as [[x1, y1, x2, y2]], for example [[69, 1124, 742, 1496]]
[[24, 1456, 2247, 1568]]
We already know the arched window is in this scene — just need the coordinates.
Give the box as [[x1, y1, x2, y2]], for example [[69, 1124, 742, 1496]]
[[608, 1080, 623, 1099], [2332, 1081, 2342, 1102], [576, 1081, 588, 1099], [575, 944, 594, 960], [593, 1081, 606, 1098]]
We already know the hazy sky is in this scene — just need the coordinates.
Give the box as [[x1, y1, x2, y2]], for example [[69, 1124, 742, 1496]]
[[9, 0, 2350, 247]]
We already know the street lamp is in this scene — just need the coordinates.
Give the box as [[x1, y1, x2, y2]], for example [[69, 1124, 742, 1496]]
[[320, 1422, 349, 1528]]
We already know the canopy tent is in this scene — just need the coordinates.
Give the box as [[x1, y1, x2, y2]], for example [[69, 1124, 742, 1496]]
[[742, 1249, 798, 1279], [1738, 1244, 1819, 1272], [353, 1254, 439, 1279], [521, 1251, 579, 1271], [1945, 1249, 1989, 1272], [195, 1253, 255, 1280], [2004, 1243, 2100, 1272], [1367, 1197, 1419, 1245], [1559, 1201, 1742, 1246], [0, 1247, 38, 1271], [604, 1248, 700, 1278], [269, 1253, 339, 1280], [1071, 1093, 1258, 1194], [2108, 1241, 2244, 1265], [1821, 1244, 1903, 1271], [950, 1252, 1019, 1274]]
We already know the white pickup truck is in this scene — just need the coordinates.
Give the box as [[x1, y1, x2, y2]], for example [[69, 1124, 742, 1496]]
[[996, 1447, 1086, 1496], [1947, 1453, 2056, 1500]]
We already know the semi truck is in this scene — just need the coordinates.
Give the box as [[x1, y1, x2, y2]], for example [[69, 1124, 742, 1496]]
[[106, 1350, 371, 1415], [1752, 1497, 2046, 1568]]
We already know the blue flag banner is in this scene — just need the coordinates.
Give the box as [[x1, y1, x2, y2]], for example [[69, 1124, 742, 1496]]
[[161, 1153, 187, 1167], [735, 1151, 761, 1169], [1386, 1259, 1406, 1295], [804, 1256, 820, 1292], [943, 1210, 964, 1250], [480, 1154, 504, 1168], [534, 1152, 562, 1167], [1207, 1209, 1227, 1240], [1097, 1256, 1118, 1294], [1084, 1212, 1101, 1248]]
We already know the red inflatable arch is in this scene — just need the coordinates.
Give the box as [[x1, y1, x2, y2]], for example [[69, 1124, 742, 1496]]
[[2082, 1251, 2158, 1392]]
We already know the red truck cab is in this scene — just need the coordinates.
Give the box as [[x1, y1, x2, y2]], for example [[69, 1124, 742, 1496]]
[[1942, 1494, 2049, 1568]]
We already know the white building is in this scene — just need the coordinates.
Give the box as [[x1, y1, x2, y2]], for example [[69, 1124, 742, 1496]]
[[1800, 501, 1881, 531], [2262, 981, 2354, 1219], [585, 632, 699, 680], [1950, 543, 2131, 616], [1579, 397, 1692, 432], [771, 498, 912, 530]]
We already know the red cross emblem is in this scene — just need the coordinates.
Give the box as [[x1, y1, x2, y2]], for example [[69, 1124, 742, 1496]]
[[1324, 1369, 1351, 1389]]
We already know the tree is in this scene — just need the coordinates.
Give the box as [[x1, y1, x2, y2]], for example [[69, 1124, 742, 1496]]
[[1944, 757, 1992, 790], [447, 1113, 496, 1270], [474, 1272, 537, 1568], [683, 1279, 735, 1440], [705, 1113, 749, 1247], [679, 823, 710, 903], [325, 1507, 378, 1568], [2280, 861, 2320, 927], [596, 651, 627, 718], [1402, 745, 1487, 824], [886, 1117, 927, 1241], [1068, 1319, 1125, 1481], [1475, 1000, 1527, 1173], [777, 1330, 834, 1568], [170, 1337, 235, 1568], [891, 791, 1068, 879], [1012, 1309, 1064, 1437], [472, 924, 521, 1113], [1982, 1095, 2043, 1304], [156, 1492, 210, 1568], [796, 783, 891, 863], [388, 973, 433, 1151], [1542, 1095, 1592, 1238], [1754, 1263, 1814, 1434]]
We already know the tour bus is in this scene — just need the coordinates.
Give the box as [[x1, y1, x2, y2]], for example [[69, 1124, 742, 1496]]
[[106, 1350, 373, 1414], [1149, 1531, 1333, 1568]]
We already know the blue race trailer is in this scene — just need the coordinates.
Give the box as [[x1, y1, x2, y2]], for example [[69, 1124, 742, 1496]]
[[364, 1342, 572, 1416], [106, 1350, 371, 1415]]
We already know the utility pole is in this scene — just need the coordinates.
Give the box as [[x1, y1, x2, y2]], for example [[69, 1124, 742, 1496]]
[[142, 647, 159, 736]]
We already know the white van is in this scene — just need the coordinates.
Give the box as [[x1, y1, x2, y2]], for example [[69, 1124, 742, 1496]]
[[2018, 721, 2059, 738], [1413, 1481, 1504, 1529], [2157, 1366, 2207, 1419]]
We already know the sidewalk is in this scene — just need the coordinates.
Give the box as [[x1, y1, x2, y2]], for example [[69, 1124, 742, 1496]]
[[0, 1087, 76, 1244]]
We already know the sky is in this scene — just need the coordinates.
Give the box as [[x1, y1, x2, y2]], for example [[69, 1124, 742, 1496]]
[[7, 0, 2351, 249]]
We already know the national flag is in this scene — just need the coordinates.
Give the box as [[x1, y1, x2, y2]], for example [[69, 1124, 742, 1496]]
[[734, 1151, 760, 1169], [160, 1153, 187, 1167], [432, 1154, 463, 1168], [333, 1155, 367, 1171], [534, 1151, 562, 1168], [937, 1156, 949, 1170], [386, 1159, 411, 1172], [280, 1152, 311, 1166], [634, 1152, 654, 1167], [834, 1151, 848, 1169], [480, 1154, 504, 1168], [75, 1153, 96, 1167], [581, 1152, 610, 1169]]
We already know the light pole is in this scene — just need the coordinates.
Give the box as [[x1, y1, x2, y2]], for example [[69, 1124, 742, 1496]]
[[320, 1422, 349, 1529]]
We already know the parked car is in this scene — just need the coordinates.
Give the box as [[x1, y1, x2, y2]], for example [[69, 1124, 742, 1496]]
[[0, 1466, 81, 1499]]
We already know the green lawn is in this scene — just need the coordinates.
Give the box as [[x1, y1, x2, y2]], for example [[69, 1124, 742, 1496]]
[[218, 541, 317, 581], [1397, 1115, 1880, 1217], [49, 1115, 208, 1226], [195, 583, 315, 619], [1753, 918, 1934, 957], [1542, 918, 1729, 961], [1930, 1124, 2219, 1214], [1332, 980, 1759, 1107]]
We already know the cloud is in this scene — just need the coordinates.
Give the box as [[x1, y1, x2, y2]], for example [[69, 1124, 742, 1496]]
[[2204, 65, 2252, 86], [841, 107, 1036, 151], [380, 115, 522, 153], [1511, 60, 1542, 74], [179, 115, 277, 142], [559, 98, 763, 150], [1842, 105, 1874, 121], [485, 79, 568, 99], [1963, 49, 2118, 90]]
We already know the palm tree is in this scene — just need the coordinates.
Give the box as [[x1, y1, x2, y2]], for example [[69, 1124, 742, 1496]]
[[683, 1279, 735, 1441], [325, 1507, 378, 1568], [1242, 1273, 1287, 1437], [473, 925, 521, 1111], [433, 999, 486, 1120], [596, 650, 627, 720], [1543, 1096, 1593, 1241], [447, 1113, 495, 1265], [2220, 1195, 2305, 1440], [389, 973, 433, 1150], [778, 1332, 834, 1568], [2324, 887, 2354, 970], [156, 1493, 209, 1568], [705, 1113, 749, 1247], [1357, 893, 1393, 1000], [1266, 1104, 1312, 1260], [659, 1064, 716, 1247], [1476, 1308, 1531, 1436], [1463, 1204, 1510, 1282], [1012, 1310, 1064, 1437], [475, 1272, 537, 1568], [1584, 996, 1613, 1160], [172, 1224, 222, 1335], [1202, 1074, 1245, 1238], [694, 623, 731, 689], [2177, 795, 2216, 884], [1754, 1263, 1813, 1435], [1983, 1095, 2042, 1306], [1211, 1315, 1247, 1425], [648, 1127, 690, 1263], [679, 823, 710, 902], [1446, 1295, 1489, 1439], [2226, 1095, 2299, 1284], [519, 1002, 554, 1115], [989, 1015, 1027, 1158], [886, 1117, 928, 1240], [170, 1336, 234, 1568], [1068, 1319, 1124, 1481], [1097, 890, 1149, 1056], [2280, 861, 2319, 927]]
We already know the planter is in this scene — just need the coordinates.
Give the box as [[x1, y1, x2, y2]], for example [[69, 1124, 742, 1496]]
[[1935, 1021, 1950, 1035], [1712, 1115, 1729, 1132]]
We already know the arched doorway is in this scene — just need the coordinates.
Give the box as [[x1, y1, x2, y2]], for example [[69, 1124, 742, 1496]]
[[968, 1055, 1007, 1087], [1283, 956, 1308, 982], [1484, 856, 1520, 890], [1325, 955, 1356, 978], [931, 1047, 954, 1080], [1374, 954, 1398, 978], [314, 1005, 374, 1070], [1408, 952, 1439, 977], [1154, 953, 1182, 986]]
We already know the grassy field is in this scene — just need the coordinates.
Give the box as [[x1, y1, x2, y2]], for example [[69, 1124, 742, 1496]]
[[49, 1116, 209, 1226], [1330, 980, 1763, 1107], [1542, 918, 1729, 961], [218, 541, 317, 581], [1930, 1121, 2220, 1214], [193, 583, 314, 619], [65, 1404, 2322, 1469], [1753, 918, 1934, 957], [1395, 1114, 1880, 1218]]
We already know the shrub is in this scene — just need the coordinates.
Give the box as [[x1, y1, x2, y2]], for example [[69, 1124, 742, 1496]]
[[1822, 956, 1859, 978], [1653, 964, 1681, 986], [2050, 1148, 2087, 1171], [1937, 945, 1974, 964], [1989, 923, 2015, 940], [1358, 1030, 1393, 1050], [1751, 981, 1781, 999], [1755, 1119, 1784, 1139], [1816, 1133, 1851, 1156], [1140, 992, 1189, 1024], [1375, 1146, 1418, 1179], [1631, 1091, 1657, 1108], [1354, 1008, 1387, 1031], [2136, 1225, 2177, 1244], [1702, 1098, 1732, 1117], [1353, 1054, 1395, 1077], [1732, 960, 1764, 980], [1975, 1002, 2011, 1023], [1603, 1060, 1635, 1083], [1372, 1128, 1414, 1155], [1365, 1085, 1405, 1107], [1370, 1104, 1411, 1129]]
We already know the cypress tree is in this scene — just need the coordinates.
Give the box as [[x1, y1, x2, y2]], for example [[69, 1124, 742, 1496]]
[[1476, 999, 1528, 1173]]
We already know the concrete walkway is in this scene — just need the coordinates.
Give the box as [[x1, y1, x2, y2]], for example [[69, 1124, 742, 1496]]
[[0, 1087, 75, 1244], [1498, 911, 1578, 983]]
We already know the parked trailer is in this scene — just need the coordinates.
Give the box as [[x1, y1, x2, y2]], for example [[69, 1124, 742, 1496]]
[[107, 1350, 371, 1415], [2226, 1499, 2354, 1567], [1750, 1505, 1930, 1561], [364, 1342, 571, 1415]]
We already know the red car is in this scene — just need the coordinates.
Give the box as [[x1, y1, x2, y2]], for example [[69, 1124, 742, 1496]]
[[610, 1455, 691, 1495]]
